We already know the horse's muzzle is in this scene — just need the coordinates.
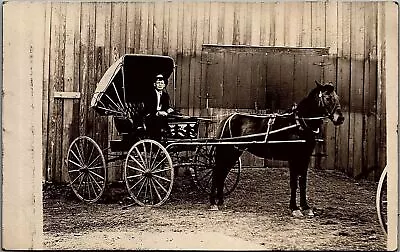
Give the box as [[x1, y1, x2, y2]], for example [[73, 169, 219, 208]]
[[332, 112, 345, 126]]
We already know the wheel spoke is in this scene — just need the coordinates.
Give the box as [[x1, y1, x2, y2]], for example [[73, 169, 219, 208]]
[[87, 144, 95, 166], [77, 173, 86, 195], [153, 174, 171, 183], [152, 167, 172, 174], [134, 147, 147, 168], [70, 150, 84, 167], [142, 143, 149, 169], [152, 176, 169, 194], [151, 156, 167, 172], [136, 177, 147, 198], [127, 162, 145, 172], [68, 169, 80, 173], [150, 179, 163, 201], [143, 178, 149, 201], [150, 148, 161, 168], [197, 169, 212, 182], [85, 174, 91, 199], [148, 178, 154, 204], [88, 166, 105, 170], [127, 174, 143, 180], [77, 141, 86, 164], [89, 170, 105, 181], [129, 176, 145, 191], [87, 154, 102, 169], [71, 172, 84, 185], [88, 172, 103, 192], [68, 159, 82, 168]]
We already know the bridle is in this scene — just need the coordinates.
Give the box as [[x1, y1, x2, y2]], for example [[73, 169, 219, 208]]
[[295, 90, 339, 134], [318, 90, 339, 120]]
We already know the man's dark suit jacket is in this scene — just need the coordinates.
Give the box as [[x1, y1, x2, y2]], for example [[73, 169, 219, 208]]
[[144, 90, 171, 116]]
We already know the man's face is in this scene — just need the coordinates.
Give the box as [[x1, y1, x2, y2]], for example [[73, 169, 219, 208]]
[[154, 79, 165, 91]]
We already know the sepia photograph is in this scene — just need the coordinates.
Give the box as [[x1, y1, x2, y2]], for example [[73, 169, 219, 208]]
[[2, 0, 398, 250]]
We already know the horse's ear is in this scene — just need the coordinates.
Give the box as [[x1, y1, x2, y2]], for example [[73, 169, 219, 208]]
[[324, 83, 335, 93], [315, 80, 322, 88]]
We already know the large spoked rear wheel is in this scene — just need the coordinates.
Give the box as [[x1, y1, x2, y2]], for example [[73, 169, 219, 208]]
[[66, 136, 107, 203], [376, 166, 387, 235], [124, 139, 174, 206], [193, 146, 241, 196]]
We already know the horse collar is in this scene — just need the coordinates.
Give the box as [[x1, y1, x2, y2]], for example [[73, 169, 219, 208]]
[[295, 114, 320, 135]]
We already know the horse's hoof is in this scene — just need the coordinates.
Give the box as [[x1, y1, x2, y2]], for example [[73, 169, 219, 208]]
[[291, 209, 304, 218], [303, 208, 315, 218], [209, 205, 219, 211]]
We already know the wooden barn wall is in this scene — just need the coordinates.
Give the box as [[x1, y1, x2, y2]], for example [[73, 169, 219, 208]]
[[39, 1, 388, 183]]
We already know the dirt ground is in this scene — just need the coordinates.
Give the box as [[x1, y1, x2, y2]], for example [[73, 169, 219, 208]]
[[43, 167, 386, 250]]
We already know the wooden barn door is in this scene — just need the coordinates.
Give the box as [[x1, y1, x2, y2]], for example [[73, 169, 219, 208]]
[[200, 45, 329, 168]]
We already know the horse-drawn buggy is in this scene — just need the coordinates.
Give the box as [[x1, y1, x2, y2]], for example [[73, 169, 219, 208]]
[[66, 54, 345, 217], [65, 54, 241, 206]]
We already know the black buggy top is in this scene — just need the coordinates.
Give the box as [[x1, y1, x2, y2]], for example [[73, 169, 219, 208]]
[[91, 54, 175, 118]]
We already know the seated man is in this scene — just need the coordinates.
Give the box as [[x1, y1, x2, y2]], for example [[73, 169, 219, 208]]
[[144, 74, 175, 140]]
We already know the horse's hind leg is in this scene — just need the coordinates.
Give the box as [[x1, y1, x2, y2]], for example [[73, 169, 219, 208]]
[[212, 146, 241, 208]]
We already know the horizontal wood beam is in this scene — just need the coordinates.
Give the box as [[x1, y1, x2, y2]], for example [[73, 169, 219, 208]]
[[53, 91, 81, 99]]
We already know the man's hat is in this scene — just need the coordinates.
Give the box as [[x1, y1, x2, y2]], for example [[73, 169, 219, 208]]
[[155, 74, 168, 85]]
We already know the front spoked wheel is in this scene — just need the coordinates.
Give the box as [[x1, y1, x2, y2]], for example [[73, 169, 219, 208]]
[[124, 139, 174, 206], [376, 166, 387, 235], [193, 146, 241, 196], [66, 136, 107, 203]]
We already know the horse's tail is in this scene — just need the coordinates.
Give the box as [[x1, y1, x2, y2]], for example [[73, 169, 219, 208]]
[[216, 113, 237, 139]]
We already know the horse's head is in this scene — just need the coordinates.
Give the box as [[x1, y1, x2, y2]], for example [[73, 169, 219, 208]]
[[314, 81, 344, 126]]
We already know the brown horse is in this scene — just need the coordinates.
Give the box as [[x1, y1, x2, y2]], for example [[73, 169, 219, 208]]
[[210, 81, 344, 217]]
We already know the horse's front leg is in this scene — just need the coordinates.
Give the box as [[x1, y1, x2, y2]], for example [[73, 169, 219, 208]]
[[209, 171, 219, 211], [289, 170, 303, 218], [299, 169, 314, 217]]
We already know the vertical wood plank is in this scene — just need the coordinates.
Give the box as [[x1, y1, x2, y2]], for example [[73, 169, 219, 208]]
[[324, 1, 338, 170], [193, 2, 205, 114], [61, 3, 80, 182], [162, 1, 169, 55], [232, 3, 240, 45], [94, 2, 109, 181], [280, 53, 294, 109], [180, 2, 192, 114], [300, 2, 312, 47], [222, 52, 236, 108], [147, 2, 154, 54], [350, 2, 365, 178], [265, 51, 281, 110], [250, 2, 261, 46], [223, 3, 234, 45], [364, 2, 378, 179], [274, 2, 284, 46], [293, 54, 309, 103], [311, 1, 326, 47], [42, 2, 52, 181], [238, 2, 247, 45], [284, 2, 302, 47], [47, 3, 66, 182], [251, 52, 267, 111], [259, 2, 272, 46], [217, 2, 225, 45], [209, 2, 219, 44], [133, 2, 142, 54], [126, 2, 136, 53], [237, 52, 252, 108], [139, 2, 148, 54], [336, 2, 351, 175], [376, 2, 387, 179]]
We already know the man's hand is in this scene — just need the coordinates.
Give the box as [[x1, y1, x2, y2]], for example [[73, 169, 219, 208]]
[[167, 108, 174, 114], [156, 111, 168, 117]]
